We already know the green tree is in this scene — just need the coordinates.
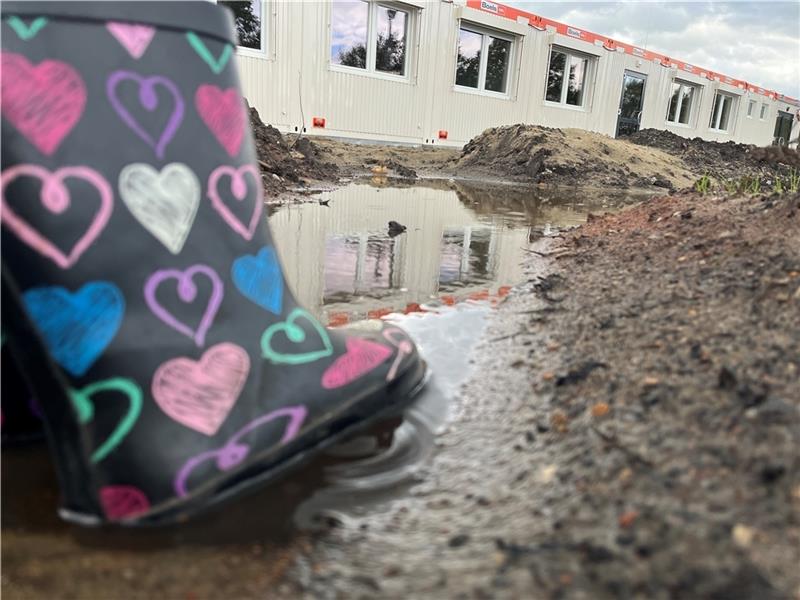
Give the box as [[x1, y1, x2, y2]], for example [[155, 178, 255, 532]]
[[219, 1, 261, 49]]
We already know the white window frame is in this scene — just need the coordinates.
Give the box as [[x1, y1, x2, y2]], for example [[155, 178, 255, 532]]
[[453, 22, 515, 99], [543, 45, 594, 110], [759, 103, 769, 120], [329, 1, 416, 83], [218, 0, 268, 58], [746, 99, 756, 118], [666, 80, 699, 127], [709, 91, 736, 133]]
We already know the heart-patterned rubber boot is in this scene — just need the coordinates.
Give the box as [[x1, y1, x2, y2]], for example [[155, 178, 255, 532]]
[[1, 2, 428, 526]]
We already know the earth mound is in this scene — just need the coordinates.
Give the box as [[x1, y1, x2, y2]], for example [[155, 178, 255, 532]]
[[248, 106, 338, 195], [627, 128, 800, 180], [451, 124, 695, 190]]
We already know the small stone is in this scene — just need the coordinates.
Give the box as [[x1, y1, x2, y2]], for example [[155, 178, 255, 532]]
[[541, 371, 556, 381], [448, 534, 470, 548], [618, 510, 639, 528], [591, 402, 611, 418], [642, 376, 660, 386], [550, 411, 569, 432], [537, 464, 558, 484], [732, 524, 756, 548]]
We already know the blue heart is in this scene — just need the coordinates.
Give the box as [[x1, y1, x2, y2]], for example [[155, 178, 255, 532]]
[[23, 282, 125, 377], [232, 246, 283, 315]]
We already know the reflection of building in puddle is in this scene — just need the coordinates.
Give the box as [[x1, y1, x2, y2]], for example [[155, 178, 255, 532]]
[[270, 182, 613, 323], [269, 183, 530, 322]]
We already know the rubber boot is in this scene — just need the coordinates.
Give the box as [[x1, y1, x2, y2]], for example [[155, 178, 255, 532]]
[[0, 1, 427, 526]]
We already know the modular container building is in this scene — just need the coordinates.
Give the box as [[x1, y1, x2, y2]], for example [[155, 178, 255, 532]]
[[224, 0, 800, 147]]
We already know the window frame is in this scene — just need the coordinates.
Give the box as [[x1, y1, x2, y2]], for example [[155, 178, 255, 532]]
[[709, 91, 736, 133], [543, 45, 594, 110], [759, 103, 769, 121], [746, 99, 756, 119], [665, 80, 699, 127], [219, 0, 269, 58], [453, 22, 516, 99], [329, 0, 415, 83]]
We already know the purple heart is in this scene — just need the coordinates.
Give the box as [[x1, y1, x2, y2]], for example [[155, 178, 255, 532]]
[[174, 406, 308, 498], [144, 265, 223, 347], [106, 71, 184, 159]]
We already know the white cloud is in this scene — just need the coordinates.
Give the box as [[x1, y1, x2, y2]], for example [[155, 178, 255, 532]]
[[509, 1, 800, 98]]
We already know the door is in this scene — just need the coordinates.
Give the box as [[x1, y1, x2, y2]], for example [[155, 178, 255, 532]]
[[773, 111, 793, 146], [616, 71, 647, 137]]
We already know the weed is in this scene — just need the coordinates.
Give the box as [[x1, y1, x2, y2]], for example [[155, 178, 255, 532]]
[[694, 174, 712, 194], [748, 177, 761, 194], [720, 177, 738, 194], [773, 178, 784, 195], [788, 168, 800, 193]]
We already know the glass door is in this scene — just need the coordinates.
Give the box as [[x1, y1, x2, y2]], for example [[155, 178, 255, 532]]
[[616, 71, 647, 137], [773, 111, 793, 146]]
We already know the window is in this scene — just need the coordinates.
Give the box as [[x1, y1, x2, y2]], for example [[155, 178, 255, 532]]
[[455, 25, 513, 94], [545, 47, 590, 107], [330, 1, 411, 78], [709, 92, 735, 132], [760, 103, 769, 120], [219, 1, 266, 53], [666, 80, 697, 125], [747, 99, 756, 118]]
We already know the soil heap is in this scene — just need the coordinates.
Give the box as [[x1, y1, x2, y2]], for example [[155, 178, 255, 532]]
[[627, 128, 800, 181], [248, 106, 338, 195], [451, 124, 695, 190]]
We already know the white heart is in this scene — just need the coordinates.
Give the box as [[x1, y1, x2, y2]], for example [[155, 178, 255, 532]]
[[118, 163, 200, 254]]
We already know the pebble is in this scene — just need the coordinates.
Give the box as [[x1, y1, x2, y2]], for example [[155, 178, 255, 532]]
[[732, 524, 756, 548]]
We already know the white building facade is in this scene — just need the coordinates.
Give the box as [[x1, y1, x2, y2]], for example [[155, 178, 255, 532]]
[[225, 0, 800, 147]]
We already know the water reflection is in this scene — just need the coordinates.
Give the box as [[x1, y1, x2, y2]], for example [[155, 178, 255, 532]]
[[271, 179, 638, 325]]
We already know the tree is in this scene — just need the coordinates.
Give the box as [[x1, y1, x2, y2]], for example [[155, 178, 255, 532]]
[[338, 43, 367, 69], [219, 1, 261, 49]]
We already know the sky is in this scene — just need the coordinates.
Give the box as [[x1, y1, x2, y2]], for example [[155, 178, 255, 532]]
[[508, 1, 800, 98]]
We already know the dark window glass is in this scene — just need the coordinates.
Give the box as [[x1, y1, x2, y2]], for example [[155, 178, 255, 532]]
[[566, 55, 587, 106], [678, 85, 694, 124], [484, 36, 510, 93], [375, 6, 408, 75], [546, 50, 566, 102], [456, 28, 482, 88], [220, 0, 262, 50], [667, 82, 680, 121]]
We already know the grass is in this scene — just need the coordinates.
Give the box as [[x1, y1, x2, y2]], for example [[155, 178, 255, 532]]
[[695, 169, 800, 197]]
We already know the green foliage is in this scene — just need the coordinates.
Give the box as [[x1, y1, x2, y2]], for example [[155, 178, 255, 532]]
[[219, 1, 261, 49], [694, 174, 712, 194], [788, 168, 800, 193]]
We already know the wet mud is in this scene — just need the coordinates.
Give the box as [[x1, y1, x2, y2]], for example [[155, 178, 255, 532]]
[[290, 191, 800, 598]]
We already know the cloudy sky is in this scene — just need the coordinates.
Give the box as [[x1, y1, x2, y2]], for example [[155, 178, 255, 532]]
[[509, 1, 800, 98]]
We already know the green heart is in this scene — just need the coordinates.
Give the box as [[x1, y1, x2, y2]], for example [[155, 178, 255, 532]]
[[7, 16, 48, 40], [70, 378, 142, 464], [186, 31, 233, 74], [261, 308, 334, 365]]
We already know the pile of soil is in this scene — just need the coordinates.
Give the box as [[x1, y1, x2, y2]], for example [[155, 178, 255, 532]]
[[451, 124, 696, 190], [248, 106, 338, 195], [292, 190, 800, 598], [627, 128, 800, 181]]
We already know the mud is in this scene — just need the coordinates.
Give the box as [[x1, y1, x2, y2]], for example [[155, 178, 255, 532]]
[[450, 124, 696, 190], [627, 128, 800, 182], [249, 106, 338, 195], [287, 190, 800, 598]]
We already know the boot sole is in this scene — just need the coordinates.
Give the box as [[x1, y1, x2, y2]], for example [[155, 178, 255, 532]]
[[59, 359, 431, 527]]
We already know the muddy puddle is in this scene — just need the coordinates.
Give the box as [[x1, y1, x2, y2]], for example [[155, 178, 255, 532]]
[[2, 180, 649, 598]]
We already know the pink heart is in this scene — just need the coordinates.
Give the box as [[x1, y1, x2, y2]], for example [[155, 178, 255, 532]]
[[1, 52, 86, 155], [195, 85, 245, 157], [0, 164, 113, 269], [152, 343, 250, 436], [106, 22, 156, 59], [208, 165, 263, 240], [100, 485, 150, 521], [322, 338, 393, 389]]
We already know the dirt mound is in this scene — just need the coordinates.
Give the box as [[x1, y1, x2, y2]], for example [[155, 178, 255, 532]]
[[627, 128, 800, 180], [452, 124, 695, 190], [248, 106, 338, 195]]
